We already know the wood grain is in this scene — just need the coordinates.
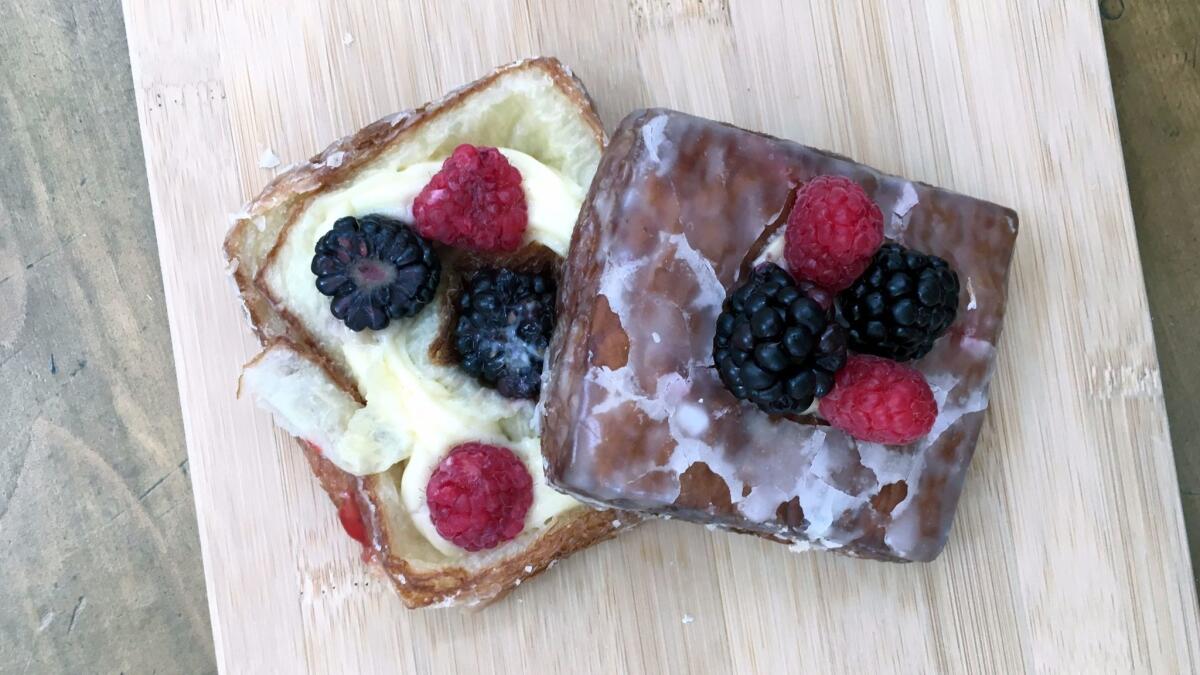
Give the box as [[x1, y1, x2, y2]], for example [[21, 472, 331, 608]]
[[1103, 0, 1200, 586], [0, 0, 213, 673], [121, 0, 1200, 672]]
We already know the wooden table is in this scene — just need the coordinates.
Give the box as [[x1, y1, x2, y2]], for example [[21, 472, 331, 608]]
[[0, 0, 1196, 672]]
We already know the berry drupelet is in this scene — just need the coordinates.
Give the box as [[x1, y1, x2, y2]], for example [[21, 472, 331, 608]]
[[784, 175, 884, 291], [311, 215, 441, 331], [713, 263, 847, 415], [413, 144, 528, 253], [454, 268, 556, 400], [819, 354, 937, 445], [837, 242, 960, 361], [426, 442, 533, 552]]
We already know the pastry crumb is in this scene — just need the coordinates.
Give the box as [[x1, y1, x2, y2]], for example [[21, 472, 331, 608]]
[[259, 148, 281, 169]]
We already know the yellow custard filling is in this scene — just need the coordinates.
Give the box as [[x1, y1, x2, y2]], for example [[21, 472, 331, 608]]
[[262, 148, 584, 555]]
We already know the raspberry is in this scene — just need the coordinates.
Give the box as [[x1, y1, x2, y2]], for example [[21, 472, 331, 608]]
[[785, 175, 884, 291], [426, 442, 533, 551], [337, 495, 368, 545], [818, 354, 937, 445], [413, 144, 528, 253]]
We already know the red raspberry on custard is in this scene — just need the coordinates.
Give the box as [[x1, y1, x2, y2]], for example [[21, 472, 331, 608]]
[[785, 175, 884, 291], [426, 442, 533, 552], [413, 144, 528, 253], [818, 354, 937, 445]]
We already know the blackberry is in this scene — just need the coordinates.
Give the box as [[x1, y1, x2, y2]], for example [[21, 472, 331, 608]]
[[454, 268, 556, 400], [713, 263, 847, 415], [837, 242, 960, 361], [311, 215, 440, 331]]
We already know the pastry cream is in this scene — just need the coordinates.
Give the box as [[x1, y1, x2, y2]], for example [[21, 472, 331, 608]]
[[262, 148, 584, 555]]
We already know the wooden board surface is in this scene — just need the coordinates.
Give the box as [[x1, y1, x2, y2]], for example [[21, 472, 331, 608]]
[[0, 1, 213, 673], [1103, 0, 1200, 584], [120, 1, 1200, 672]]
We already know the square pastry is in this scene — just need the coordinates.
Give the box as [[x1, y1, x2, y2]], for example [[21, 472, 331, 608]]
[[542, 109, 1018, 561]]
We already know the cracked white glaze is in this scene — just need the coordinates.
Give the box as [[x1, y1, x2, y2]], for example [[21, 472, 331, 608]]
[[543, 109, 1019, 561]]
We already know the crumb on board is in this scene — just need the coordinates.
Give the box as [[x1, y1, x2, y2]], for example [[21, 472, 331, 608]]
[[259, 148, 281, 169]]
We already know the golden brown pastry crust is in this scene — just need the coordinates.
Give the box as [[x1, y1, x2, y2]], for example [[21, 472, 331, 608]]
[[225, 58, 631, 608]]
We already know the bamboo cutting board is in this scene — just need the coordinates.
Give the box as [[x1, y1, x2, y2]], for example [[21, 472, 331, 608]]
[[121, 1, 1200, 672]]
